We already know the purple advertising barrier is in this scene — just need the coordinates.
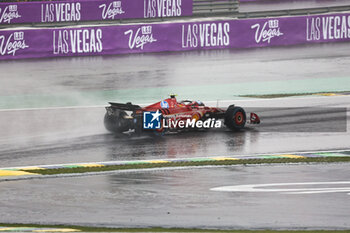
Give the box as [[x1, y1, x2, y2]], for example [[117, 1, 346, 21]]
[[1, 12, 350, 60], [231, 13, 350, 47], [0, 0, 192, 24]]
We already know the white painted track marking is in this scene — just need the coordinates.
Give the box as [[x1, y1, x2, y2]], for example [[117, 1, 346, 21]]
[[211, 181, 350, 195]]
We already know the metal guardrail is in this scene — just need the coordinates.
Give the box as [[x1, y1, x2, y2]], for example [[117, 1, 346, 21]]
[[193, 0, 239, 16], [236, 5, 350, 18]]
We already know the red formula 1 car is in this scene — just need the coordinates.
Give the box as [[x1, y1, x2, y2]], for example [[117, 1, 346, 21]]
[[104, 95, 260, 134]]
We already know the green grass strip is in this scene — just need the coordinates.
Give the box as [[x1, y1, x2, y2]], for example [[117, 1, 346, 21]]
[[22, 157, 350, 176], [189, 158, 214, 162], [260, 155, 288, 159], [0, 223, 349, 232], [62, 165, 83, 168], [314, 152, 348, 157], [124, 161, 148, 165]]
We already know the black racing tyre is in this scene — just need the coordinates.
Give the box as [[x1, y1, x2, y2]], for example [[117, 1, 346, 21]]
[[224, 105, 246, 131], [104, 110, 128, 133]]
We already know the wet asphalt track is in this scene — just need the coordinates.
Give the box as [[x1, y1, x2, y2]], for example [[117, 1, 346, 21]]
[[1, 43, 350, 167], [1, 163, 349, 229], [2, 43, 350, 97], [1, 43, 350, 229], [0, 96, 349, 167]]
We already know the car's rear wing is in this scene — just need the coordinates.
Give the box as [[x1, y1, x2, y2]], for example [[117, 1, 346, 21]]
[[108, 102, 141, 111]]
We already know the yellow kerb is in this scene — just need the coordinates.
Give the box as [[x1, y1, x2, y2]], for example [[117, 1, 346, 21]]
[[0, 170, 38, 176]]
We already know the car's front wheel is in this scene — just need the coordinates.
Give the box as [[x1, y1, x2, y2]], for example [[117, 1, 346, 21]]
[[224, 105, 246, 131]]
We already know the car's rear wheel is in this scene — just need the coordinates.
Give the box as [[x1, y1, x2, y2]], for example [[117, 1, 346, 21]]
[[104, 110, 129, 133], [224, 105, 246, 131]]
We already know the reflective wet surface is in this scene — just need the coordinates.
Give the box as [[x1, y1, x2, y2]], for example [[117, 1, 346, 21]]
[[0, 96, 349, 167], [1, 43, 350, 229], [1, 163, 349, 229], [1, 43, 350, 167], [2, 43, 350, 96]]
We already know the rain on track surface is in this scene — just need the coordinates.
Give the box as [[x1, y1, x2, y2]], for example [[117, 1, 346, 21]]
[[0, 43, 350, 167], [1, 163, 349, 229]]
